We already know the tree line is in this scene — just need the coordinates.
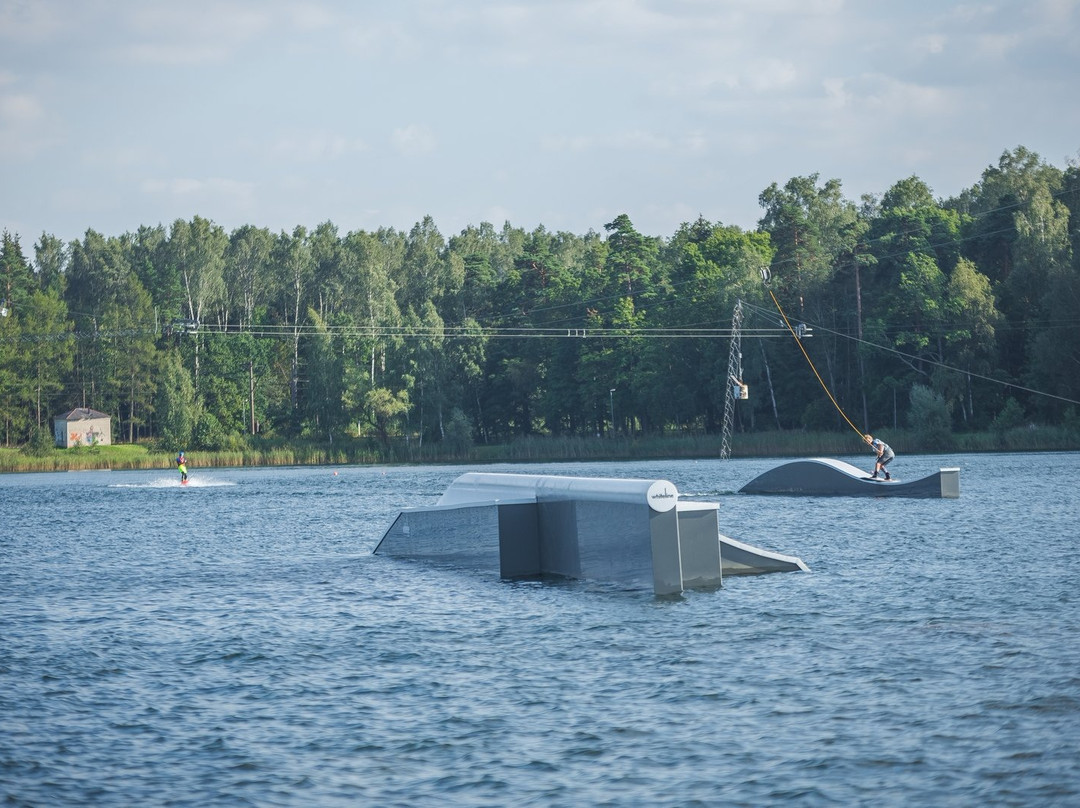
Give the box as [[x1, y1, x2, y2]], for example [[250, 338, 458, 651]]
[[1, 145, 1078, 453]]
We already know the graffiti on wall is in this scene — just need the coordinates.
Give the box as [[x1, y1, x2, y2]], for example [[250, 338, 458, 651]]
[[64, 425, 102, 446]]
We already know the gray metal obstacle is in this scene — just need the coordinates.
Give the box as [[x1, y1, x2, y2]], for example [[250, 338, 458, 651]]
[[374, 472, 807, 595], [739, 458, 960, 498]]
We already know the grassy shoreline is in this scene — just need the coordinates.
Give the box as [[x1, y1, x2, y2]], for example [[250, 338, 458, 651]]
[[2, 426, 1078, 474]]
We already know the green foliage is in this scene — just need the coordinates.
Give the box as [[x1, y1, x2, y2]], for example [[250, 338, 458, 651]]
[[908, 384, 952, 447], [991, 397, 1025, 432], [1066, 407, 1080, 432], [194, 410, 228, 450], [443, 407, 474, 454], [156, 351, 198, 450], [0, 146, 1077, 455], [21, 424, 55, 456], [364, 387, 410, 448], [880, 176, 936, 211]]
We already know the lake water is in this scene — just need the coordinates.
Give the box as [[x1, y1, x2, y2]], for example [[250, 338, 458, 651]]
[[2, 452, 1079, 806]]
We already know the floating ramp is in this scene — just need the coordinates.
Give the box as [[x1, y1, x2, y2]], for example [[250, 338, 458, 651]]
[[739, 458, 960, 498], [374, 472, 807, 596]]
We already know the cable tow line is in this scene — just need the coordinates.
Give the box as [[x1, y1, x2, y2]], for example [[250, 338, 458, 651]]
[[768, 288, 866, 443]]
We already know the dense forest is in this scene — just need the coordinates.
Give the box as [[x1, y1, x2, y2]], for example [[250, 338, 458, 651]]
[[1, 145, 1079, 455]]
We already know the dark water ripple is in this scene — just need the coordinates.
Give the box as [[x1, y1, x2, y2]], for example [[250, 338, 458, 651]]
[[2, 454, 1079, 806]]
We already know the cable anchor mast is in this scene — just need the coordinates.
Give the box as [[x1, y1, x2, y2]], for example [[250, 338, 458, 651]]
[[720, 300, 746, 459]]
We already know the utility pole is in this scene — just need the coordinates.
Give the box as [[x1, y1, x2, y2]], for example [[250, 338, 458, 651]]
[[720, 301, 744, 459]]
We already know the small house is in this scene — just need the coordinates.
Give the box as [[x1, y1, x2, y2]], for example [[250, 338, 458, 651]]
[[54, 408, 112, 448]]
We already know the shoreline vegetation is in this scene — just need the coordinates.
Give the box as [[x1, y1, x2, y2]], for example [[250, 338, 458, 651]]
[[3, 426, 1078, 474], [3, 149, 1079, 468]]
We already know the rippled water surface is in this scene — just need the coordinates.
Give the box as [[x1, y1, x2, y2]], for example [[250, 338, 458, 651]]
[[2, 452, 1079, 806]]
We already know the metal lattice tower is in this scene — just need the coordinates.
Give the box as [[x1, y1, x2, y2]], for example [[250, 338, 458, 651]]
[[720, 300, 744, 459]]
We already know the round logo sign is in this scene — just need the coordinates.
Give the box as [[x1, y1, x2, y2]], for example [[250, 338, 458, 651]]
[[646, 480, 678, 512]]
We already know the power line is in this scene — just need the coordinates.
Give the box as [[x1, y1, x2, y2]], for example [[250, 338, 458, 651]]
[[767, 290, 866, 440], [742, 300, 1080, 408], [196, 323, 801, 340], [0, 323, 805, 343]]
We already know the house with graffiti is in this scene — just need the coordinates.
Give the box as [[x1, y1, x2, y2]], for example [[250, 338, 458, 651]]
[[53, 408, 112, 448]]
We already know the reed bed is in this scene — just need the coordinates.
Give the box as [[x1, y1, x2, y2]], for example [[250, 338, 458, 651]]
[[2, 425, 1078, 474]]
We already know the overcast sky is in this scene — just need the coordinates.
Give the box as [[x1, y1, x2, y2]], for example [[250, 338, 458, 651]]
[[2, 0, 1078, 248]]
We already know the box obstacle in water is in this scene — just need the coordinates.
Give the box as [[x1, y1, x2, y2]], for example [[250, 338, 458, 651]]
[[374, 472, 807, 596]]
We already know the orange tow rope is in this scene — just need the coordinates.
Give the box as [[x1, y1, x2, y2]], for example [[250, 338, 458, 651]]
[[769, 289, 866, 442]]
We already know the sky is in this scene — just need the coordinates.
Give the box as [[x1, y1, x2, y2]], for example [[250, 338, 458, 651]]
[[1, 0, 1078, 249]]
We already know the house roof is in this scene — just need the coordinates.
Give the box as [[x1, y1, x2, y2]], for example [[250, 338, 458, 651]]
[[56, 408, 110, 421]]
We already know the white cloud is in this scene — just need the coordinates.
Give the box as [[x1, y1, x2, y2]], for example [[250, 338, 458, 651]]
[[391, 124, 437, 156], [0, 89, 51, 158], [270, 132, 367, 163], [339, 17, 415, 61], [482, 204, 513, 226], [0, 0, 68, 43], [540, 134, 595, 153], [681, 131, 709, 153], [113, 3, 273, 65], [81, 143, 159, 171], [746, 60, 800, 92], [540, 129, 702, 154], [141, 176, 256, 208], [973, 31, 1023, 59], [823, 77, 853, 110], [612, 131, 673, 151], [821, 74, 952, 117], [0, 92, 43, 125], [916, 33, 948, 55], [117, 42, 237, 66], [1, 0, 1078, 243], [1036, 0, 1079, 24], [287, 2, 335, 31]]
